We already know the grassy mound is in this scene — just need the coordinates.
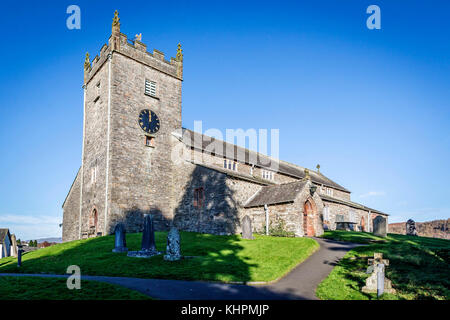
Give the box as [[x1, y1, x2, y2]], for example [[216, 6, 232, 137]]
[[317, 231, 450, 300], [0, 231, 318, 283], [0, 276, 150, 300]]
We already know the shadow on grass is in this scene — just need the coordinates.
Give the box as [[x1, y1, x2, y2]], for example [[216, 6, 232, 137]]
[[0, 232, 256, 283], [0, 164, 255, 283], [0, 166, 321, 300]]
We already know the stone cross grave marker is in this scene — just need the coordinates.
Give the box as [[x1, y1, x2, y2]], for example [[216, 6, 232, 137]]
[[373, 216, 387, 237], [164, 227, 182, 261], [112, 222, 128, 253], [127, 214, 161, 258], [362, 252, 395, 296], [241, 215, 254, 240]]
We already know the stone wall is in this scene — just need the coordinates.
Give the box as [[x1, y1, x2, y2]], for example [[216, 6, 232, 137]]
[[322, 200, 371, 232], [389, 219, 449, 240], [62, 169, 81, 242], [318, 186, 351, 201], [106, 49, 182, 234], [64, 28, 183, 240], [241, 180, 324, 237], [79, 57, 110, 238], [172, 142, 263, 235]]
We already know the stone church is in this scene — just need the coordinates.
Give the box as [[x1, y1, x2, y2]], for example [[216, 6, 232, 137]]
[[62, 12, 388, 242]]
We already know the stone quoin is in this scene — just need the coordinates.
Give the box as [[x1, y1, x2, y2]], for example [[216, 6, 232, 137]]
[[62, 11, 389, 241]]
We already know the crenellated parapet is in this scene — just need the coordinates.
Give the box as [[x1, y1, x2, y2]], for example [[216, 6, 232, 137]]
[[83, 10, 183, 85]]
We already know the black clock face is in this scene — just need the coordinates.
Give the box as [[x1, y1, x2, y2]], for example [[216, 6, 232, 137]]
[[138, 109, 160, 134]]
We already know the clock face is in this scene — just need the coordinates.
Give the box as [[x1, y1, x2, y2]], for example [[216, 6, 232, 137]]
[[138, 109, 160, 134]]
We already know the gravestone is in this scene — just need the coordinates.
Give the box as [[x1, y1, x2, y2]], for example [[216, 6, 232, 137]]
[[406, 219, 418, 236], [17, 245, 24, 267], [10, 234, 18, 257], [164, 227, 181, 261], [362, 253, 395, 295], [241, 216, 254, 240], [112, 223, 128, 253], [127, 214, 161, 258], [373, 216, 387, 237]]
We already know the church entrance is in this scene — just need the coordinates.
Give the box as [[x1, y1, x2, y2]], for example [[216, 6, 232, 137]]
[[303, 199, 316, 237]]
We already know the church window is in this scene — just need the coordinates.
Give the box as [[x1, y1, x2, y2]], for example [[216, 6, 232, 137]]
[[145, 79, 157, 97], [193, 187, 204, 208], [145, 136, 155, 147], [326, 187, 333, 196], [90, 166, 97, 184], [262, 169, 274, 181], [323, 205, 330, 222], [224, 159, 237, 171]]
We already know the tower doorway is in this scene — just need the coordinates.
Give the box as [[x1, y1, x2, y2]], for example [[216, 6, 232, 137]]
[[88, 208, 98, 237]]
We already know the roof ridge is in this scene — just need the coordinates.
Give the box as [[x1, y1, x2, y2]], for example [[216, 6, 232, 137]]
[[320, 194, 388, 216], [182, 127, 281, 163], [177, 128, 350, 193]]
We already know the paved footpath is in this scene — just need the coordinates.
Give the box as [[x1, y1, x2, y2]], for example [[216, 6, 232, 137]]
[[0, 238, 359, 300]]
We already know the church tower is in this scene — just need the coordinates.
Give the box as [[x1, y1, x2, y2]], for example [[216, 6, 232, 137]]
[[69, 11, 183, 239]]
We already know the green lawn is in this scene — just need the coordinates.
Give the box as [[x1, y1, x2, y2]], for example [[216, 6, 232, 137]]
[[317, 230, 450, 300], [0, 231, 318, 283], [0, 276, 150, 300]]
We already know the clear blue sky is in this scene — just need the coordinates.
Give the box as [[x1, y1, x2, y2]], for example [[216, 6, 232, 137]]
[[0, 1, 449, 240]]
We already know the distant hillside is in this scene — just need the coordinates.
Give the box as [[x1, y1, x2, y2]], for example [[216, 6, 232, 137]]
[[24, 237, 62, 244], [389, 219, 449, 240]]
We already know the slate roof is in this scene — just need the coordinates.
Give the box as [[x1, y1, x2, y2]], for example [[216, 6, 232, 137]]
[[174, 128, 350, 193], [243, 180, 308, 208], [0, 229, 11, 244], [320, 194, 388, 216]]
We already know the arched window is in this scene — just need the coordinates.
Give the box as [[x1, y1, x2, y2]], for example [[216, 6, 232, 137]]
[[88, 208, 98, 237]]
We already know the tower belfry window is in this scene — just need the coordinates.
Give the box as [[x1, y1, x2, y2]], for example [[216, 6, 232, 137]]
[[145, 79, 157, 97]]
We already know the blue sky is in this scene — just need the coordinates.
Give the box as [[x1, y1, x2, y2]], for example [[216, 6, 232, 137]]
[[0, 1, 449, 240]]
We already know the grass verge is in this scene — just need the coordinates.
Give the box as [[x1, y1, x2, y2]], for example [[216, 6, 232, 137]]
[[317, 230, 450, 300], [0, 276, 150, 300]]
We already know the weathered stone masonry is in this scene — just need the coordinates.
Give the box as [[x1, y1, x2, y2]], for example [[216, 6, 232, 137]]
[[62, 12, 388, 242]]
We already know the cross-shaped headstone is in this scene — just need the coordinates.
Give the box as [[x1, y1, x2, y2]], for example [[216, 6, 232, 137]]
[[368, 252, 389, 266], [366, 253, 389, 274], [362, 252, 396, 296]]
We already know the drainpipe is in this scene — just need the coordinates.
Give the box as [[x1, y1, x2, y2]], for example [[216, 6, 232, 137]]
[[264, 204, 269, 235]]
